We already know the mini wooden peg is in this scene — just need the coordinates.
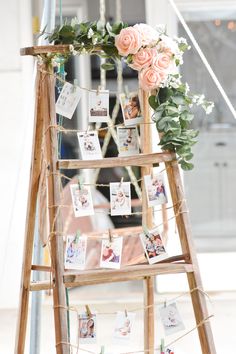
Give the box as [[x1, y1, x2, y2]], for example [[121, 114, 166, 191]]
[[108, 229, 112, 243], [164, 299, 167, 308], [85, 304, 92, 318], [73, 78, 78, 92], [76, 229, 81, 241], [100, 345, 105, 354], [124, 309, 128, 317], [78, 176, 83, 190], [143, 225, 150, 237], [119, 177, 124, 188], [160, 338, 165, 354], [96, 85, 102, 95]]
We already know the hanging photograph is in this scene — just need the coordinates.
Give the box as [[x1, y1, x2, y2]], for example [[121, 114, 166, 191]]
[[139, 227, 168, 264], [77, 131, 102, 160], [88, 89, 109, 122], [159, 302, 185, 336], [78, 313, 97, 344], [100, 236, 123, 269], [117, 126, 139, 156], [110, 182, 131, 216], [56, 82, 82, 119], [113, 311, 136, 341], [64, 234, 87, 270], [70, 184, 94, 217], [144, 173, 168, 207], [119, 91, 143, 126]]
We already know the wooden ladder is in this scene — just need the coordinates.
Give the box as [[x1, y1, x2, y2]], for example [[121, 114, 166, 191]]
[[15, 45, 216, 354]]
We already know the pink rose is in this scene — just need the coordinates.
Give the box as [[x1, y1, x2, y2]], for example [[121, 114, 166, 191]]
[[134, 23, 159, 46], [153, 53, 171, 70], [130, 47, 157, 71], [115, 27, 141, 56], [139, 66, 166, 92]]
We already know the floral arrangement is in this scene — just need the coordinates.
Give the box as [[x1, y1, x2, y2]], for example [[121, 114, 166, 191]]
[[42, 20, 214, 170]]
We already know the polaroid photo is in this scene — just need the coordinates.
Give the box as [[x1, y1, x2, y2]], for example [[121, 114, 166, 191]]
[[139, 227, 168, 264], [144, 173, 168, 207], [64, 234, 87, 270], [100, 237, 123, 269], [117, 126, 139, 157], [77, 131, 102, 160], [113, 311, 136, 341], [119, 92, 143, 126], [110, 182, 131, 216], [56, 82, 82, 119], [159, 302, 185, 336], [70, 184, 94, 217], [89, 89, 109, 122], [78, 313, 97, 344]]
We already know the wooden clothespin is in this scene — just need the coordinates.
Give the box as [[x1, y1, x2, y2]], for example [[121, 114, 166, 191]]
[[124, 85, 129, 97], [143, 225, 150, 238], [160, 338, 165, 354], [73, 78, 78, 92], [124, 309, 128, 317], [108, 229, 113, 243], [164, 298, 167, 308], [75, 229, 81, 242], [78, 176, 84, 190], [119, 177, 124, 188], [85, 304, 92, 318], [100, 345, 105, 354], [96, 85, 102, 95]]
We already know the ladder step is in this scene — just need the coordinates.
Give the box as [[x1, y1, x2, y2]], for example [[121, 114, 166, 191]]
[[57, 152, 175, 170], [63, 262, 194, 287]]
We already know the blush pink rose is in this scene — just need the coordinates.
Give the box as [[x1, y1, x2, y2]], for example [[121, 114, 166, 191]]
[[139, 66, 165, 91], [130, 47, 157, 71], [153, 53, 171, 71], [134, 23, 159, 46], [115, 27, 141, 56]]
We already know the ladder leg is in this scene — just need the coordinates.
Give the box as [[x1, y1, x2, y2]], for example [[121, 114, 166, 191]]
[[43, 70, 68, 354], [15, 69, 45, 354], [144, 276, 155, 354], [166, 160, 216, 354]]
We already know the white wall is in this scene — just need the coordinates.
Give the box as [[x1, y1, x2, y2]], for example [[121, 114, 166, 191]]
[[0, 0, 33, 308]]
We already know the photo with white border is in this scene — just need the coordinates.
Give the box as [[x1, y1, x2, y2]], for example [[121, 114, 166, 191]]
[[110, 182, 131, 216], [117, 126, 139, 156], [88, 89, 109, 122], [119, 92, 143, 126], [139, 227, 168, 264], [77, 130, 102, 160], [70, 184, 94, 217]]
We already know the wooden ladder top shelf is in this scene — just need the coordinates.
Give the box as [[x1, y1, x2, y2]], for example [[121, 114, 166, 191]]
[[20, 44, 102, 56]]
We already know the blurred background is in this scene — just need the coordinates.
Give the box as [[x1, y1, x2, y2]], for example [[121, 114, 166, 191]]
[[0, 0, 236, 353]]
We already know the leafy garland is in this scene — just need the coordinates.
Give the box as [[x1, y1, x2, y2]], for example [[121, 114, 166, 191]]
[[41, 19, 214, 170]]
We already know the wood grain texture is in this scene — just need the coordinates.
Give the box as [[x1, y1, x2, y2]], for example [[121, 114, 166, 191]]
[[63, 263, 194, 287], [20, 45, 102, 56], [14, 68, 45, 354], [43, 68, 68, 354], [57, 152, 175, 170], [140, 89, 154, 354], [165, 160, 216, 354]]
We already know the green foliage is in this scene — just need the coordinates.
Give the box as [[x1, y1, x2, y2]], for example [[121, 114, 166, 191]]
[[150, 81, 205, 171]]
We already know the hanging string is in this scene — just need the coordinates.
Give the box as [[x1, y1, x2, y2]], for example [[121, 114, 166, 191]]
[[54, 314, 214, 354], [53, 286, 212, 316]]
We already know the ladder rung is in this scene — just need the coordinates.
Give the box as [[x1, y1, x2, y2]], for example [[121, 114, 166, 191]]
[[30, 280, 53, 291], [63, 262, 194, 287], [57, 152, 175, 170]]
